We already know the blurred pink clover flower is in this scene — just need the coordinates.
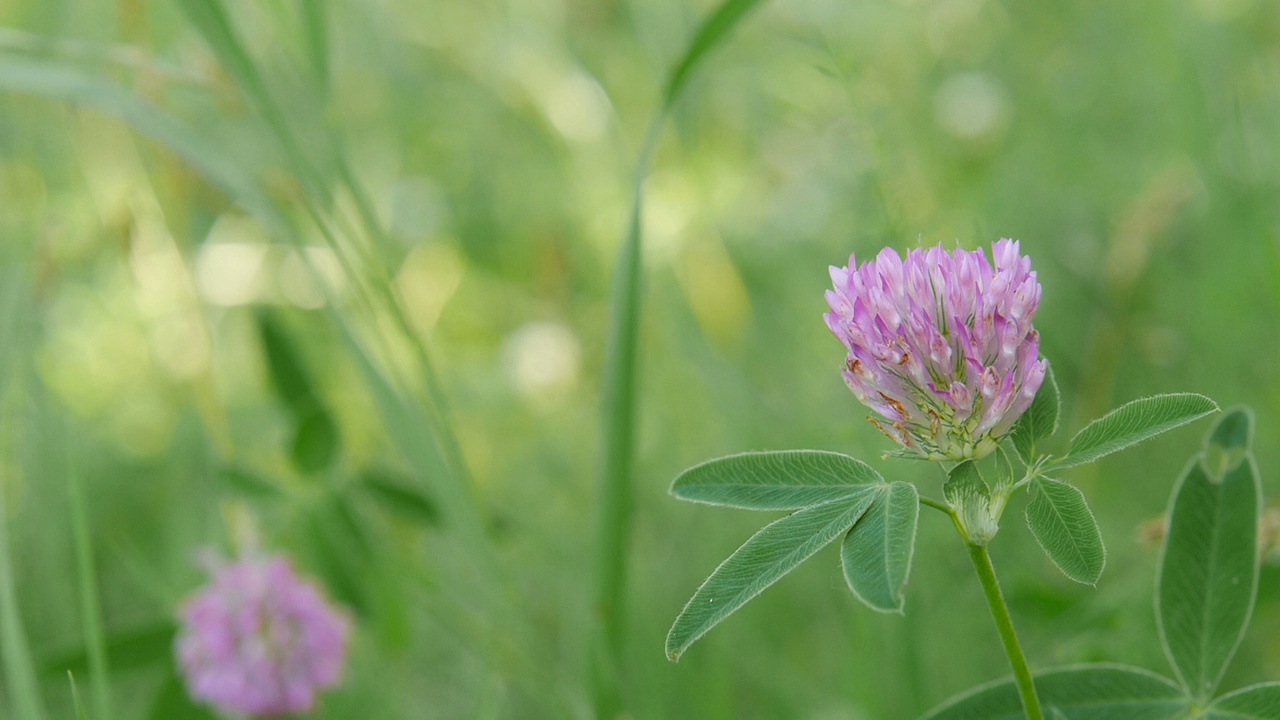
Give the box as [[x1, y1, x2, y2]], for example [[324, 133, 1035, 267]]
[[175, 553, 350, 717]]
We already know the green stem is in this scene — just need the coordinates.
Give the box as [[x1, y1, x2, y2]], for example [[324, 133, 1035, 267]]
[[965, 543, 1045, 720], [591, 113, 665, 720], [919, 495, 952, 514]]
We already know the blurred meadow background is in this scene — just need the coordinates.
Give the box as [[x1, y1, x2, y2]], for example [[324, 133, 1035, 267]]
[[1, 0, 1280, 718]]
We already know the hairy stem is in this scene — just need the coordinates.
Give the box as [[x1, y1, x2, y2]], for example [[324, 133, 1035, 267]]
[[966, 543, 1045, 720]]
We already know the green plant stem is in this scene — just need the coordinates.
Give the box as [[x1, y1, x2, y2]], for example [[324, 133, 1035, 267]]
[[966, 543, 1044, 720], [919, 495, 952, 514], [69, 468, 112, 720], [591, 113, 665, 720]]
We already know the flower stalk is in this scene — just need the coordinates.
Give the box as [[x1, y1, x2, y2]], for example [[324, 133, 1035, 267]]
[[966, 542, 1045, 720]]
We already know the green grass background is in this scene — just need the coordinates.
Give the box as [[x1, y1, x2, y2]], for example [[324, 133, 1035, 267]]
[[0, 0, 1278, 717]]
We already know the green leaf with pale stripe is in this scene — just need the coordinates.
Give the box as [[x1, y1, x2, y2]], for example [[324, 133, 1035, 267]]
[[920, 664, 1189, 720], [1025, 478, 1106, 585], [68, 672, 88, 720], [1011, 364, 1060, 462], [671, 451, 884, 510], [944, 461, 989, 506], [1206, 683, 1280, 719], [1052, 394, 1217, 469], [666, 491, 878, 661], [945, 461, 999, 545], [841, 482, 919, 613], [1156, 411, 1260, 701]]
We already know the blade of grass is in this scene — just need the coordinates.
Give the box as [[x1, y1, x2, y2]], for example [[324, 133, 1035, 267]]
[[0, 60, 545, 703], [592, 0, 765, 715], [0, 455, 46, 720], [69, 460, 112, 720], [67, 672, 87, 720], [0, 59, 475, 541], [0, 257, 48, 720], [297, 0, 330, 92], [174, 0, 477, 513]]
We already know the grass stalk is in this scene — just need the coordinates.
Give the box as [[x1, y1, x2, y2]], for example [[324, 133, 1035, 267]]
[[590, 1, 765, 716], [69, 462, 112, 720]]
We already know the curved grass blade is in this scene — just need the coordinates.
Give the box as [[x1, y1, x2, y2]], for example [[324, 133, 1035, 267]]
[[664, 0, 764, 104], [671, 450, 884, 510], [1024, 478, 1106, 585], [841, 482, 919, 613], [1156, 410, 1260, 701], [1051, 393, 1218, 469], [666, 491, 877, 661], [594, 0, 766, 712], [0, 57, 280, 229], [919, 664, 1188, 720], [1206, 682, 1280, 719]]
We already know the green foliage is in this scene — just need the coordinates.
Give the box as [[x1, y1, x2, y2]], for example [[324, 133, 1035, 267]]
[[300, 495, 376, 617], [945, 461, 997, 545], [297, 0, 329, 90], [2, 0, 1279, 715], [42, 623, 176, 676], [670, 450, 884, 510], [840, 482, 919, 613], [291, 409, 339, 475], [1010, 365, 1060, 463], [0, 272, 47, 720], [69, 466, 112, 720], [944, 461, 988, 505], [920, 665, 1190, 720], [1157, 409, 1260, 701], [216, 466, 287, 500], [667, 453, 919, 651], [1206, 683, 1280, 719], [1024, 478, 1105, 585], [68, 672, 87, 720], [931, 407, 1272, 719], [147, 675, 217, 720], [665, 489, 879, 661], [596, 0, 767, 711], [1052, 394, 1219, 469], [663, 0, 765, 104], [257, 311, 341, 476], [357, 470, 440, 527]]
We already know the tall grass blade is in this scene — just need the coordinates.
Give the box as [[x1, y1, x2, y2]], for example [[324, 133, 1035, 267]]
[[0, 257, 48, 720], [298, 0, 330, 91], [69, 462, 112, 720], [174, 0, 309, 186], [174, 0, 477, 516], [664, 0, 764, 104], [592, 0, 765, 715], [0, 54, 541, 706]]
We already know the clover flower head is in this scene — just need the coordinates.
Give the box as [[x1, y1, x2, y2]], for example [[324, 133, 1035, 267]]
[[824, 240, 1047, 461], [175, 553, 351, 717]]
